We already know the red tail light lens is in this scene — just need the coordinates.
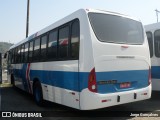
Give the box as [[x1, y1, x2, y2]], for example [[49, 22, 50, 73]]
[[148, 67, 151, 85], [88, 68, 97, 92]]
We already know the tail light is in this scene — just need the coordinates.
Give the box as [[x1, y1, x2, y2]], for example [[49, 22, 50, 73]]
[[88, 68, 97, 92], [148, 67, 151, 85]]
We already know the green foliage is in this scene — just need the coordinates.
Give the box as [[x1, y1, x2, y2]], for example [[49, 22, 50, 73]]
[[0, 42, 13, 54], [0, 42, 13, 70]]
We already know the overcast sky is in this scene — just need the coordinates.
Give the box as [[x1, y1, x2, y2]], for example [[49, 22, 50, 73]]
[[0, 0, 160, 44]]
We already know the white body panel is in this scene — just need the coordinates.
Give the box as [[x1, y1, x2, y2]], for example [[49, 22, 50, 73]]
[[152, 79, 160, 91], [41, 84, 79, 109], [145, 22, 160, 91], [145, 22, 160, 66], [80, 85, 151, 110], [94, 55, 149, 72]]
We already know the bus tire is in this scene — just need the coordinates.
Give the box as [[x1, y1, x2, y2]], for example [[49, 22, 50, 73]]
[[11, 74, 15, 86], [33, 81, 44, 106]]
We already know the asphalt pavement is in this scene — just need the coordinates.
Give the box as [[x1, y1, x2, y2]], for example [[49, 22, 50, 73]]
[[1, 86, 160, 120]]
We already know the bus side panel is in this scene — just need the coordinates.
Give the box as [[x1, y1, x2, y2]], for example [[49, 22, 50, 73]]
[[14, 64, 29, 91], [151, 65, 160, 91], [150, 46, 160, 91], [30, 61, 80, 109], [151, 79, 160, 91], [145, 23, 160, 91]]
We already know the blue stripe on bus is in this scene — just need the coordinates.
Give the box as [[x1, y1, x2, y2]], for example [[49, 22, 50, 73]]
[[151, 66, 160, 79], [30, 70, 80, 91], [13, 69, 149, 93], [96, 70, 149, 93]]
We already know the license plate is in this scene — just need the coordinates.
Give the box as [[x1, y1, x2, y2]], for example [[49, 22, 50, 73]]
[[120, 82, 131, 88]]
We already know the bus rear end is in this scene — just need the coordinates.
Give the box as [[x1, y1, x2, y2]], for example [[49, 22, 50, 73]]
[[80, 10, 151, 110]]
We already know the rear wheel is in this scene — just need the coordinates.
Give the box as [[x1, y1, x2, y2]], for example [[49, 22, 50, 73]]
[[33, 81, 44, 106], [11, 74, 15, 86]]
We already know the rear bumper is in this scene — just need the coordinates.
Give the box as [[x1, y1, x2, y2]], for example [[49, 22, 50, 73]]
[[80, 84, 151, 110]]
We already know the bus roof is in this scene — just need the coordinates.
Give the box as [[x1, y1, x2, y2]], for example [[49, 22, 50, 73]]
[[145, 22, 160, 31]]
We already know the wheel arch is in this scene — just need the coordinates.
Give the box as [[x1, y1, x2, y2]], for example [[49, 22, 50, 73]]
[[32, 77, 44, 106], [32, 77, 41, 91], [11, 73, 15, 85]]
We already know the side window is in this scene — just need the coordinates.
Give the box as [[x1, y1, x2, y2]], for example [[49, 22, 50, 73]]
[[71, 20, 80, 59], [33, 38, 40, 61], [41, 35, 47, 61], [20, 45, 25, 63], [15, 48, 18, 63], [48, 30, 57, 60], [146, 32, 153, 57], [8, 50, 12, 64], [17, 47, 21, 63], [11, 49, 14, 64], [28, 41, 33, 62], [24, 43, 29, 62], [59, 26, 69, 59], [13, 49, 16, 63], [154, 30, 160, 57]]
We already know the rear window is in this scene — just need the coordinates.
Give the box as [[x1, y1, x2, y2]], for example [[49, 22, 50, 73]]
[[88, 13, 144, 45]]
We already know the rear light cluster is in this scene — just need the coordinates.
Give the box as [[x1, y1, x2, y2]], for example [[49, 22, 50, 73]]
[[148, 67, 151, 85], [88, 68, 97, 92]]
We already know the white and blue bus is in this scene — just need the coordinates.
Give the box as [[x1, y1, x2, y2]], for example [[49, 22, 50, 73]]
[[7, 9, 151, 110], [145, 22, 160, 91]]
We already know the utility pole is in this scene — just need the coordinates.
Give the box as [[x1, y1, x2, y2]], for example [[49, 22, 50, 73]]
[[26, 0, 30, 38], [155, 9, 160, 23]]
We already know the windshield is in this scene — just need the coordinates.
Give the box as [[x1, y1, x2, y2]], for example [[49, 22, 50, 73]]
[[88, 13, 144, 44]]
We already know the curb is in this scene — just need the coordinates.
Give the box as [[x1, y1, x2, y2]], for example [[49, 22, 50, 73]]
[[0, 83, 13, 88]]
